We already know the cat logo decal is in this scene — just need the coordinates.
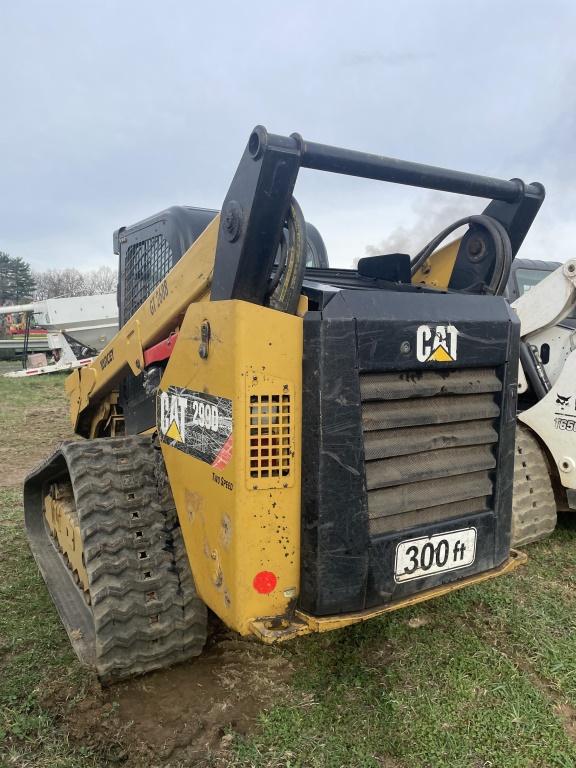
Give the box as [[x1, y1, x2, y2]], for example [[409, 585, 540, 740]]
[[416, 325, 458, 363]]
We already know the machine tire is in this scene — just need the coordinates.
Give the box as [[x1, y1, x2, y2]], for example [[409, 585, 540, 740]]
[[24, 435, 207, 684], [511, 422, 557, 547]]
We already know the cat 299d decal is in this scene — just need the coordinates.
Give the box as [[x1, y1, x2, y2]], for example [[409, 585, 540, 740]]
[[157, 386, 233, 467]]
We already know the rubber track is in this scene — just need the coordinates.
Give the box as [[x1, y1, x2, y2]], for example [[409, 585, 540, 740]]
[[511, 423, 557, 547], [33, 436, 207, 684]]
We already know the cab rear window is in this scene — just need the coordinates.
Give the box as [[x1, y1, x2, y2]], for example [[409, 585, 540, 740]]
[[515, 268, 552, 295]]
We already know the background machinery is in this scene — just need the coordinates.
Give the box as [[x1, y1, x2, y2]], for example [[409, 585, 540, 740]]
[[505, 258, 576, 545], [0, 294, 118, 376], [24, 126, 544, 683]]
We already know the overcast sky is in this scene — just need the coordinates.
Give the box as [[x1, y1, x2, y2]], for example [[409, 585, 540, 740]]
[[1, 0, 575, 271]]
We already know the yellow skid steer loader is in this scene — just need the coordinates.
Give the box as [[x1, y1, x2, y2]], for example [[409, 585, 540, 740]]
[[24, 126, 544, 683]]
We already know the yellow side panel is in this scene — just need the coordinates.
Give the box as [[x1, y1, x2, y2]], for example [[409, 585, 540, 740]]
[[412, 237, 461, 290], [158, 300, 302, 635]]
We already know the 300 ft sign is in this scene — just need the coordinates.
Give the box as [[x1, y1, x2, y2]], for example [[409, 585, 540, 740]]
[[394, 528, 477, 583]]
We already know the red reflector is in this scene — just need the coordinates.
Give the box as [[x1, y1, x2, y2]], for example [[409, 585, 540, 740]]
[[253, 571, 277, 594]]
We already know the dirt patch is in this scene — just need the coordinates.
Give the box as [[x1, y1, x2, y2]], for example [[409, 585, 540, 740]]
[[0, 401, 72, 487], [111, 629, 293, 764], [38, 676, 134, 764], [38, 626, 295, 766]]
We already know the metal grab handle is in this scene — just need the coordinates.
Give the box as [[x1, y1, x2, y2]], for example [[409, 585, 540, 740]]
[[290, 133, 542, 203]]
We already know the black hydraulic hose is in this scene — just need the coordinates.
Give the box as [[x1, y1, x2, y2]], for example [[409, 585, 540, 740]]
[[267, 228, 289, 296], [268, 197, 307, 314], [519, 342, 550, 401], [410, 214, 513, 295]]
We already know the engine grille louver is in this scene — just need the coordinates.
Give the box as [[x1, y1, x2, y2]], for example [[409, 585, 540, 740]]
[[360, 369, 502, 536]]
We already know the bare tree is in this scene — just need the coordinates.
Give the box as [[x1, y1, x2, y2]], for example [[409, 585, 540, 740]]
[[33, 266, 117, 299], [83, 266, 117, 295], [33, 268, 84, 299]]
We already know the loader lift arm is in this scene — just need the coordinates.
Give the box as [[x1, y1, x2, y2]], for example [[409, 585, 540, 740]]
[[68, 126, 545, 437]]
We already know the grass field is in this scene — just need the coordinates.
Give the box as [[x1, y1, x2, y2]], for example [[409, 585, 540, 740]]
[[1, 363, 576, 767]]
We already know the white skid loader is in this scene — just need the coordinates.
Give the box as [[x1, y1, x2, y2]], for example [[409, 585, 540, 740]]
[[508, 258, 576, 545]]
